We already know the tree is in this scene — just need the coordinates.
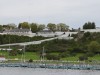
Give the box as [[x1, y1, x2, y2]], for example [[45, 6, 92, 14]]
[[47, 23, 56, 32], [30, 23, 38, 33], [83, 22, 96, 29], [91, 22, 96, 29], [3, 25, 11, 30], [84, 32, 91, 37], [7, 23, 16, 29], [18, 22, 30, 29], [57, 23, 69, 31], [38, 24, 45, 31], [18, 23, 22, 29], [0, 25, 3, 31], [88, 41, 100, 53]]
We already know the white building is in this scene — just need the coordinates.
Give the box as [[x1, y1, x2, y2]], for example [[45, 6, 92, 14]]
[[37, 28, 56, 37], [81, 29, 100, 33], [3, 29, 35, 37]]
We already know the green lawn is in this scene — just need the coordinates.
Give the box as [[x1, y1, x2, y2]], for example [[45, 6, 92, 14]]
[[61, 53, 82, 61], [89, 54, 100, 61], [0, 51, 100, 61], [62, 54, 100, 61], [0, 51, 40, 60]]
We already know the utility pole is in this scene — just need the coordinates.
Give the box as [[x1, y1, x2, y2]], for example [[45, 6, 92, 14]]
[[41, 46, 45, 61], [43, 46, 45, 61], [21, 45, 26, 63], [23, 45, 26, 63], [9, 34, 10, 49]]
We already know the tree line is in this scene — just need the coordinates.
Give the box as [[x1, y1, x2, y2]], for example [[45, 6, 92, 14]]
[[83, 22, 96, 29], [0, 21, 96, 33], [0, 22, 69, 33]]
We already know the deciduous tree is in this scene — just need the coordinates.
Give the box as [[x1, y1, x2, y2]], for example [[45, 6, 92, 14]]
[[47, 23, 56, 32], [18, 22, 30, 29]]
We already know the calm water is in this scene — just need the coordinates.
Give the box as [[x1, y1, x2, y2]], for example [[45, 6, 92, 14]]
[[0, 68, 100, 75]]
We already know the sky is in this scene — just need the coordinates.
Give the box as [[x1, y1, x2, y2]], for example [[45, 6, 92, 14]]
[[0, 0, 100, 28]]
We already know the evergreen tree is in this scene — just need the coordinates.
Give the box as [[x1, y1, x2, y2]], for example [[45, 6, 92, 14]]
[[83, 22, 96, 29]]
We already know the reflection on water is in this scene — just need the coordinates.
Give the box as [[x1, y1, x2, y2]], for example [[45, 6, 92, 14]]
[[0, 67, 100, 75]]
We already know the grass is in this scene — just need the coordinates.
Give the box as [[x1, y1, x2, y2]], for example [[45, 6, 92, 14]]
[[0, 51, 40, 60], [61, 54, 82, 61], [50, 52, 59, 55], [0, 51, 100, 61], [89, 54, 100, 61]]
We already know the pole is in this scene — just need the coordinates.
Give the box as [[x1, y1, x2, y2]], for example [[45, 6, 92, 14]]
[[23, 45, 25, 63], [9, 35, 10, 49], [43, 46, 44, 61], [41, 46, 45, 62]]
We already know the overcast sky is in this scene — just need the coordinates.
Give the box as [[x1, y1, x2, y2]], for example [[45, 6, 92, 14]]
[[0, 0, 100, 28]]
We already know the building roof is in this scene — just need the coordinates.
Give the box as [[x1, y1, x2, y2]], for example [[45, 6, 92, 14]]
[[9, 29, 31, 32], [39, 28, 53, 33]]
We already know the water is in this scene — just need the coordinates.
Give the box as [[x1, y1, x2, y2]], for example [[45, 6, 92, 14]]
[[0, 67, 100, 75]]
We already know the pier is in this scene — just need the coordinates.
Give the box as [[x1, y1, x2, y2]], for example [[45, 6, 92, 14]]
[[0, 61, 100, 70]]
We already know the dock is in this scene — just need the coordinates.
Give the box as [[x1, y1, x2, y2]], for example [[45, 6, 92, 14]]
[[0, 62, 100, 70]]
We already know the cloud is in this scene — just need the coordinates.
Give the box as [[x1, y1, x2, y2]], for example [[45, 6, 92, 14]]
[[0, 0, 100, 28]]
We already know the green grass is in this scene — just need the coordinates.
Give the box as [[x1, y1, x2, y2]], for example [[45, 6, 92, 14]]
[[61, 57, 78, 61], [89, 54, 100, 61], [24, 52, 40, 60], [0, 51, 40, 60], [50, 52, 59, 55], [61, 54, 82, 61], [0, 51, 100, 61]]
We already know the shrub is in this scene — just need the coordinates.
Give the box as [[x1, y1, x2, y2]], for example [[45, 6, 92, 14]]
[[29, 59, 33, 63], [9, 50, 17, 56], [79, 55, 88, 61], [59, 51, 71, 58], [17, 50, 23, 54], [70, 53, 76, 56], [86, 52, 95, 57], [46, 54, 60, 60]]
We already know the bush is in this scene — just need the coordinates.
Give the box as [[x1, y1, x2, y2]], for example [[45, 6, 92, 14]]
[[72, 47, 82, 53], [29, 59, 33, 63], [46, 54, 60, 60], [70, 53, 76, 56], [79, 55, 88, 61], [86, 52, 95, 57], [9, 49, 23, 56], [17, 50, 23, 54], [59, 52, 71, 58], [59, 53, 67, 58], [9, 50, 18, 56]]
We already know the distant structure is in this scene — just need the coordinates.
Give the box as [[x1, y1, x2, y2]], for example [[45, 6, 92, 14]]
[[3, 28, 35, 37], [37, 28, 55, 37], [38, 28, 53, 34], [81, 28, 100, 33], [1, 26, 100, 39]]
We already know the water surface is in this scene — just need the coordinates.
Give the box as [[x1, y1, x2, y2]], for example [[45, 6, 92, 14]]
[[0, 68, 100, 75]]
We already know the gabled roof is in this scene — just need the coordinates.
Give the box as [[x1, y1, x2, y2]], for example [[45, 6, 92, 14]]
[[9, 29, 30, 32], [38, 28, 53, 33]]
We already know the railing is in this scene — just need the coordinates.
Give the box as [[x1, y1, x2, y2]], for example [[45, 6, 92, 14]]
[[0, 61, 100, 70]]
